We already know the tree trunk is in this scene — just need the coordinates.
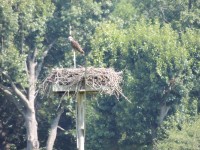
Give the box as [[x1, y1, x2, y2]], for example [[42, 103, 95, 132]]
[[46, 109, 63, 150], [25, 59, 39, 150], [158, 103, 170, 125], [188, 0, 192, 11], [0, 41, 55, 150], [25, 108, 39, 150]]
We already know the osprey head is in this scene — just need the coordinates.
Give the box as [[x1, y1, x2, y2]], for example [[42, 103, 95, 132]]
[[68, 36, 74, 42]]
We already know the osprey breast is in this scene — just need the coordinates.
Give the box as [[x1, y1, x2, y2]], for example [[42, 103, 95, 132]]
[[68, 36, 84, 55]]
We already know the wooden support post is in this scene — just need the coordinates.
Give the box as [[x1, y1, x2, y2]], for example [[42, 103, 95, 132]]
[[76, 92, 85, 150]]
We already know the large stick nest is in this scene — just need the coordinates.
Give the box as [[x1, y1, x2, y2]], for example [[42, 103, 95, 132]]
[[43, 67, 128, 100]]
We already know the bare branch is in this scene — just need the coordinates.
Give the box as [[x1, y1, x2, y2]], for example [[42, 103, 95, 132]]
[[10, 81, 30, 106], [0, 71, 30, 108], [36, 40, 56, 79], [0, 83, 14, 98], [0, 83, 25, 116], [57, 126, 66, 131], [25, 60, 29, 79]]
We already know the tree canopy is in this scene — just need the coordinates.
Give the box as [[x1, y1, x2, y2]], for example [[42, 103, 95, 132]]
[[0, 0, 199, 149]]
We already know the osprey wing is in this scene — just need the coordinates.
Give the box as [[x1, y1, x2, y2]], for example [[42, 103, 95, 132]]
[[71, 40, 84, 54]]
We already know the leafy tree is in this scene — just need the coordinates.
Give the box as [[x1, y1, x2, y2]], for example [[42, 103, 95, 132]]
[[0, 0, 199, 149], [87, 17, 193, 148], [132, 0, 200, 31], [0, 0, 117, 149], [180, 0, 200, 29], [0, 0, 56, 149], [0, 93, 26, 149], [181, 29, 200, 112], [86, 96, 121, 150], [82, 1, 199, 149], [156, 116, 200, 150]]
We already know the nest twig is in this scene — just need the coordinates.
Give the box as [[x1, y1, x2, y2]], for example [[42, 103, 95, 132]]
[[43, 67, 130, 102]]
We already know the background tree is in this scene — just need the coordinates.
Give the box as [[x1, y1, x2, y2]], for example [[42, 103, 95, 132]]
[[156, 115, 200, 150], [0, 0, 200, 149], [86, 1, 197, 148], [0, 0, 56, 149], [0, 0, 116, 149], [0, 93, 26, 150]]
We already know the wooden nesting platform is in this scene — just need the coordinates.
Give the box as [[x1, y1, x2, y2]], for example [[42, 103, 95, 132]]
[[43, 67, 124, 98], [43, 67, 129, 150]]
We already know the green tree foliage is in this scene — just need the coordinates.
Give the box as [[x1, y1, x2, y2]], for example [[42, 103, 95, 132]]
[[0, 0, 116, 149], [0, 0, 200, 149], [180, 0, 200, 29], [156, 116, 200, 150], [37, 94, 77, 149], [0, 94, 26, 150], [87, 17, 194, 148], [0, 0, 55, 83], [86, 96, 121, 150], [182, 29, 200, 107], [130, 0, 200, 32], [47, 0, 117, 68]]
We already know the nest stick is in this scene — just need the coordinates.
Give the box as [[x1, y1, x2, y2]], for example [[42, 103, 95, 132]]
[[43, 67, 130, 102]]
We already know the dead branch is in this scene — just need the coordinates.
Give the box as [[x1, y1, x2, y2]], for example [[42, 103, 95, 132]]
[[0, 71, 30, 108]]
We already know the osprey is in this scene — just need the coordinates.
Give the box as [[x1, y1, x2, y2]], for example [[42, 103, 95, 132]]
[[68, 36, 84, 54]]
